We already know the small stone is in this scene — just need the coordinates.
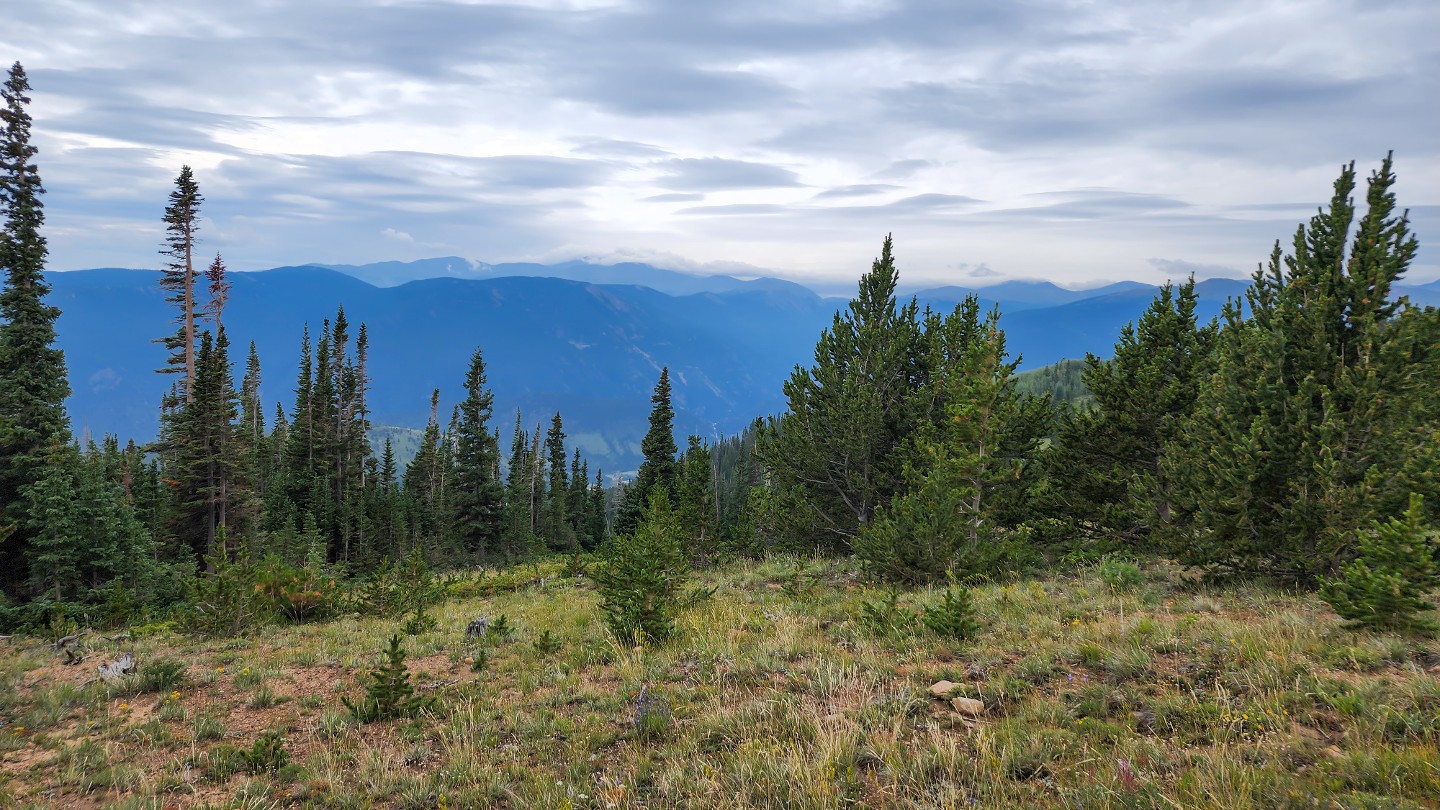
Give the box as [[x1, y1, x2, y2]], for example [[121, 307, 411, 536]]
[[1323, 745, 1344, 760], [928, 680, 959, 698], [951, 697, 986, 717]]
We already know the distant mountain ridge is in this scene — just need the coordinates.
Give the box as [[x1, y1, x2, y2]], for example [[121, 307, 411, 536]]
[[47, 260, 1439, 471], [315, 256, 814, 299]]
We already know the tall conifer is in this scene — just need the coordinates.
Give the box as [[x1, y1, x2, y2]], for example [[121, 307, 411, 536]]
[[0, 62, 71, 598]]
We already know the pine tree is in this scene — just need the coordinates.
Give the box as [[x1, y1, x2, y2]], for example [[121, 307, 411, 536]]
[[156, 166, 203, 403], [343, 634, 435, 722], [403, 389, 446, 558], [616, 368, 678, 536], [1046, 279, 1215, 549], [204, 253, 230, 331], [594, 488, 688, 644], [855, 299, 1045, 583], [1320, 495, 1440, 635], [1169, 155, 1438, 581], [451, 347, 504, 559], [757, 235, 924, 552], [0, 62, 72, 599]]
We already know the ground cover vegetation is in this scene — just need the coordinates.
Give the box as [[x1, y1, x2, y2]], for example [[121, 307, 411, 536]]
[[3, 60, 1440, 806]]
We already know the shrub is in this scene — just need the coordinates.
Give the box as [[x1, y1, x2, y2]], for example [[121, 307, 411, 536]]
[[134, 659, 187, 693], [182, 533, 273, 637], [242, 730, 288, 773], [858, 587, 917, 637], [1321, 495, 1440, 635], [253, 554, 341, 623], [343, 634, 436, 723], [594, 489, 688, 644], [921, 586, 981, 642], [1097, 557, 1144, 591]]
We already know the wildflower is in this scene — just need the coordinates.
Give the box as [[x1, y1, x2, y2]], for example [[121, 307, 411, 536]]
[[14, 726, 23, 732], [216, 667, 224, 674]]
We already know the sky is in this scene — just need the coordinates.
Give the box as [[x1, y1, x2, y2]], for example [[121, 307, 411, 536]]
[[5, 0, 1438, 289]]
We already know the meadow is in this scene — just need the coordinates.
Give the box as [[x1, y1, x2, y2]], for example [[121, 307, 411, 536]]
[[2, 556, 1438, 809]]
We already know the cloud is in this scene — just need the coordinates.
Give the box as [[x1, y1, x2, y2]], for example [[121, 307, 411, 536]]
[[569, 138, 671, 158], [655, 158, 803, 191], [382, 228, 415, 242], [18, 0, 1438, 287], [1147, 257, 1249, 280], [641, 193, 706, 203], [812, 184, 900, 199]]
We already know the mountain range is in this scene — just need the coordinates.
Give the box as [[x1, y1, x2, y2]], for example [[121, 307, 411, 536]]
[[47, 259, 1440, 472]]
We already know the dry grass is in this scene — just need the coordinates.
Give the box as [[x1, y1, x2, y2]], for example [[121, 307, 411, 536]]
[[2, 555, 1438, 809]]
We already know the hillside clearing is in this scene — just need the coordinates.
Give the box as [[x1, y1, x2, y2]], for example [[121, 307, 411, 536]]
[[2, 557, 1439, 809]]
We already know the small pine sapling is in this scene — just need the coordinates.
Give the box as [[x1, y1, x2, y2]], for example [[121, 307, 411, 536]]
[[594, 489, 688, 644], [343, 634, 436, 722], [858, 587, 918, 637], [1321, 495, 1440, 635], [533, 629, 561, 654], [921, 586, 982, 642]]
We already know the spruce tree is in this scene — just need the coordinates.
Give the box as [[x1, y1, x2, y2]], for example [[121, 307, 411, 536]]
[[675, 436, 717, 564], [0, 62, 72, 599], [156, 165, 203, 403], [541, 412, 575, 551], [616, 367, 678, 536], [757, 235, 924, 552], [451, 347, 504, 559], [500, 410, 536, 558], [1169, 155, 1438, 580], [169, 329, 256, 564]]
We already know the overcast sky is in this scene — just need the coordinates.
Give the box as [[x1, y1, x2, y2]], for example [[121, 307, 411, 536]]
[[6, 0, 1438, 288]]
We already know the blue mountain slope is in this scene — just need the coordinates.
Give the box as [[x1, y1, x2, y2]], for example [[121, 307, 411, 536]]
[[49, 266, 1433, 472], [49, 268, 836, 471]]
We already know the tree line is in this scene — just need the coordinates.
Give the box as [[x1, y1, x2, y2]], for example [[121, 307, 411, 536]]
[[3, 57, 1437, 635]]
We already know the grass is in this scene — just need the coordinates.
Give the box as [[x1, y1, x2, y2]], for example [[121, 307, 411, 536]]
[[1, 555, 1438, 808]]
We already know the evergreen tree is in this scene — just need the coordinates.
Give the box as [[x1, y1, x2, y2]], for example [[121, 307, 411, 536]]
[[855, 299, 1045, 583], [1046, 279, 1215, 549], [594, 488, 688, 644], [500, 410, 537, 558], [451, 347, 503, 559], [757, 235, 924, 552], [169, 329, 256, 564], [1320, 495, 1440, 635], [24, 447, 80, 600], [403, 390, 448, 559], [675, 436, 717, 563], [616, 367, 678, 536], [156, 165, 203, 403], [204, 252, 230, 331], [0, 62, 72, 599], [1169, 155, 1438, 581], [541, 412, 575, 551]]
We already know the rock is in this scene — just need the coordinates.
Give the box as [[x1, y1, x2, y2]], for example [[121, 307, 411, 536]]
[[951, 697, 986, 717], [1323, 745, 1345, 761], [928, 680, 959, 698]]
